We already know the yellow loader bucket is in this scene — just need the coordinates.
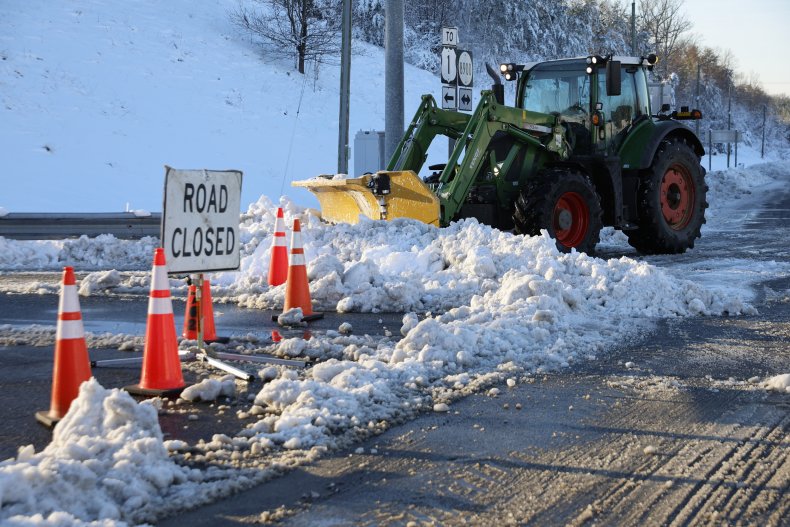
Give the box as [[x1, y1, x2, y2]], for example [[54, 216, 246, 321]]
[[292, 170, 440, 226]]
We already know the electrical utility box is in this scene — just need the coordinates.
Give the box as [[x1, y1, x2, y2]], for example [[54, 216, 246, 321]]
[[354, 130, 386, 175]]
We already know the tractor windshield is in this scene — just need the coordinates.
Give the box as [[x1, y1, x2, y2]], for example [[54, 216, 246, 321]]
[[520, 60, 590, 118]]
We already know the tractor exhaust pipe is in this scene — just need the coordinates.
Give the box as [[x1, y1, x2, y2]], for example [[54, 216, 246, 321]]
[[486, 63, 504, 105]]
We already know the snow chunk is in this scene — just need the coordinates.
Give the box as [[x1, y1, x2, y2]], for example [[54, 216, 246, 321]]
[[277, 308, 304, 326], [433, 403, 450, 412], [764, 374, 790, 393], [180, 376, 236, 402]]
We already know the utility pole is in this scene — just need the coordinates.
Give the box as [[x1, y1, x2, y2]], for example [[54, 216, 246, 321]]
[[631, 2, 636, 57], [761, 105, 766, 158], [727, 84, 732, 168], [695, 63, 701, 137], [337, 0, 352, 174], [385, 0, 404, 164]]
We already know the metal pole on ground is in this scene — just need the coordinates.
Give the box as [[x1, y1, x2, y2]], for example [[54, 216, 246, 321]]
[[337, 0, 352, 174], [384, 0, 404, 163]]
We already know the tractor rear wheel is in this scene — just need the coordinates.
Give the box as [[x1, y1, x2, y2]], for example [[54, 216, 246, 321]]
[[513, 168, 603, 254], [626, 138, 708, 254]]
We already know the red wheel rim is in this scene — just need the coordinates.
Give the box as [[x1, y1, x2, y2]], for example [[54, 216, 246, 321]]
[[660, 164, 695, 230], [553, 191, 589, 248]]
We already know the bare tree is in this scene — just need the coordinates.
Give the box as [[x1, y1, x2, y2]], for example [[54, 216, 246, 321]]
[[638, 0, 692, 76], [232, 0, 341, 73]]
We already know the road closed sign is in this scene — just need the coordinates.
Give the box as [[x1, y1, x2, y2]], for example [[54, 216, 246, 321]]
[[162, 167, 242, 274]]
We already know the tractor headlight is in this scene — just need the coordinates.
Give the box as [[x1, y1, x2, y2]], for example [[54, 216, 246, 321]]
[[585, 66, 593, 74]]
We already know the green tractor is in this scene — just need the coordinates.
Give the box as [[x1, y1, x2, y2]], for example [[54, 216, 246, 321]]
[[294, 54, 707, 254]]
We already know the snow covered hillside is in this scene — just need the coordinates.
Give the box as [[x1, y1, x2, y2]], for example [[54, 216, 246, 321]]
[[0, 0, 438, 213]]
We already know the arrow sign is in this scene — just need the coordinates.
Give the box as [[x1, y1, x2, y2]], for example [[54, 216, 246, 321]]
[[441, 85, 457, 110], [458, 87, 473, 111], [441, 47, 457, 84]]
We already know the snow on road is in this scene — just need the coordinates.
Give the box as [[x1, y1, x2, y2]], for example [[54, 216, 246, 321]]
[[2, 160, 790, 525]]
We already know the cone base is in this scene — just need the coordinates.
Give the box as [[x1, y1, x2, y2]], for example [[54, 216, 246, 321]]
[[124, 384, 186, 398], [272, 312, 324, 324], [35, 410, 61, 428]]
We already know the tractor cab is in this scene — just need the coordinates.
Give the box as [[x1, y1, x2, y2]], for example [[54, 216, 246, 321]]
[[502, 55, 657, 156]]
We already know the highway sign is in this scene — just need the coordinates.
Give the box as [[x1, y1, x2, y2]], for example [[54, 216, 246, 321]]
[[458, 87, 473, 111], [441, 85, 457, 110], [457, 50, 473, 87], [441, 27, 458, 47], [162, 167, 242, 274], [441, 47, 457, 84]]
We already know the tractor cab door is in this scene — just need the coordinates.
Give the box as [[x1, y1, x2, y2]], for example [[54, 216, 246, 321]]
[[519, 60, 593, 155], [595, 67, 649, 154]]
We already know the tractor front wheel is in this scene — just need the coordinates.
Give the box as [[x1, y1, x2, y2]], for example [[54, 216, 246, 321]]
[[513, 168, 603, 254], [626, 138, 708, 254]]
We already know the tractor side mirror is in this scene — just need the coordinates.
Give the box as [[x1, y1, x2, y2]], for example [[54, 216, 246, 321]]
[[606, 60, 621, 96]]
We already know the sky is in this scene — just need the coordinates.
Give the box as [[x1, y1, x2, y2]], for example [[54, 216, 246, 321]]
[[671, 0, 790, 96]]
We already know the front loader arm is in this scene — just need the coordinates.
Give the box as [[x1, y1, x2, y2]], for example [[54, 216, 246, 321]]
[[388, 94, 471, 173], [435, 91, 555, 225]]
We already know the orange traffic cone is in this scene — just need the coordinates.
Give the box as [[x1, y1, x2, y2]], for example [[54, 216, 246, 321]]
[[275, 219, 323, 323], [125, 248, 187, 397], [183, 284, 198, 339], [36, 266, 93, 427], [183, 279, 230, 344], [268, 207, 288, 286]]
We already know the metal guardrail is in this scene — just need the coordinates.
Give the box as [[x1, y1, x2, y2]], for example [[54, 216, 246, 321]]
[[0, 212, 162, 240]]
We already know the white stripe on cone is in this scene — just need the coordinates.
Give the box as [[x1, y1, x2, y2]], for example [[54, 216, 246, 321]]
[[290, 254, 306, 266], [274, 236, 287, 247], [148, 297, 174, 315], [59, 284, 80, 313], [57, 319, 85, 340], [151, 265, 170, 291]]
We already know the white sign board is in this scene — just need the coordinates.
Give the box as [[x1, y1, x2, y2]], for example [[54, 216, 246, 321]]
[[709, 129, 741, 143], [441, 27, 458, 47], [458, 87, 473, 111], [457, 50, 473, 87], [441, 85, 457, 110], [162, 167, 242, 274], [441, 47, 457, 84]]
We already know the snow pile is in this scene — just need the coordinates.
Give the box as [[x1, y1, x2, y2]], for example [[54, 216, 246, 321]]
[[0, 235, 158, 272], [222, 215, 747, 317], [0, 380, 194, 525]]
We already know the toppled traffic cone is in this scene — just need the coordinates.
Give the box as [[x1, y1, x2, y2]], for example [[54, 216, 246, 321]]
[[125, 248, 186, 397], [274, 219, 323, 323], [271, 330, 282, 342], [268, 207, 288, 286], [183, 279, 229, 343], [36, 266, 93, 428]]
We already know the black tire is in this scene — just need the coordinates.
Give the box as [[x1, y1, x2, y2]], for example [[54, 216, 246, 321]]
[[513, 168, 603, 254], [626, 138, 708, 254]]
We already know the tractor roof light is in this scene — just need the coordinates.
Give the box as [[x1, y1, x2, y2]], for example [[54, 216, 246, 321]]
[[647, 53, 658, 65], [499, 63, 523, 81], [586, 55, 605, 65], [585, 66, 593, 75]]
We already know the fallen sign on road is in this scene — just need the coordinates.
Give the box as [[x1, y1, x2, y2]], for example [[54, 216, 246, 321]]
[[161, 167, 243, 274]]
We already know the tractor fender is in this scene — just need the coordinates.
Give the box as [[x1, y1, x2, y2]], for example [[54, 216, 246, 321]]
[[619, 120, 705, 170]]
